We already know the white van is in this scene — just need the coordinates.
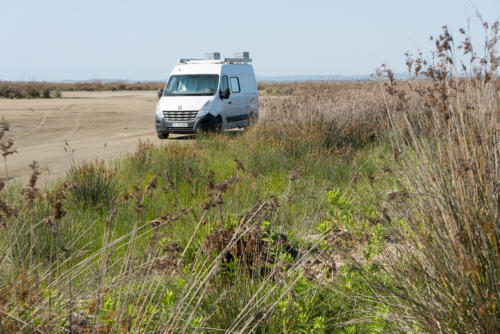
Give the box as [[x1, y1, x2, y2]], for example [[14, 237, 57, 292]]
[[155, 52, 258, 138]]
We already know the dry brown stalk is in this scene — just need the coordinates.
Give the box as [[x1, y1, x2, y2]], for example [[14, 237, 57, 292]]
[[0, 119, 17, 178]]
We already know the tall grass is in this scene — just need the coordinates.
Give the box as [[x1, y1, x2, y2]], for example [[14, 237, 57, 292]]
[[66, 160, 118, 209], [363, 21, 500, 333]]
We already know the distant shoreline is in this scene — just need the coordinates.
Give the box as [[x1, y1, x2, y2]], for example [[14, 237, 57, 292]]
[[1, 74, 409, 84]]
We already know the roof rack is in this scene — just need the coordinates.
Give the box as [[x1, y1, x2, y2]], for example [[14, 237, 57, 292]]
[[179, 52, 252, 64]]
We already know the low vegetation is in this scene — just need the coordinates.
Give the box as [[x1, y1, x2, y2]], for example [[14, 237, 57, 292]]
[[0, 81, 163, 99], [0, 22, 498, 333]]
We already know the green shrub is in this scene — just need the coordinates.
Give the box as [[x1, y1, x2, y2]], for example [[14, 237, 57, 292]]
[[67, 159, 117, 209]]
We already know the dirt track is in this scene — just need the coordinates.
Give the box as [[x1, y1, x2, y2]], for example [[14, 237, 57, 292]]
[[1, 91, 191, 184]]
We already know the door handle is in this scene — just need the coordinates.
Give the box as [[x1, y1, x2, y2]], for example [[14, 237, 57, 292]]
[[228, 101, 232, 104]]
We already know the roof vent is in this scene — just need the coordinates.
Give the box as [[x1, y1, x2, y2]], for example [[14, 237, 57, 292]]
[[204, 52, 221, 60], [234, 52, 250, 60], [224, 51, 252, 63]]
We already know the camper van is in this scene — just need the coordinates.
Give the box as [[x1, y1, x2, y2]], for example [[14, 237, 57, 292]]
[[155, 52, 258, 138]]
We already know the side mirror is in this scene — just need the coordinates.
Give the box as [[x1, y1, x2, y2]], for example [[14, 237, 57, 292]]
[[220, 88, 230, 99], [157, 88, 163, 99]]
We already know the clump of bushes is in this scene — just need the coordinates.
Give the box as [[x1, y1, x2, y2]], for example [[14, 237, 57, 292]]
[[0, 80, 163, 99], [0, 81, 53, 99]]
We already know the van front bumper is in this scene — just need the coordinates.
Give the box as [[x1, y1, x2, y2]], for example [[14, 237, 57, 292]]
[[155, 114, 218, 134]]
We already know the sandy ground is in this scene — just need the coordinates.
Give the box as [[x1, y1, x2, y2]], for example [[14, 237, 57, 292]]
[[0, 91, 192, 185]]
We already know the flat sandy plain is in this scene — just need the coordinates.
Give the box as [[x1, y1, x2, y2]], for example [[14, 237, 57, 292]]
[[1, 91, 192, 184]]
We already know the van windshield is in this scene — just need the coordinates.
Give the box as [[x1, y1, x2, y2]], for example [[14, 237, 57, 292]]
[[164, 75, 219, 96]]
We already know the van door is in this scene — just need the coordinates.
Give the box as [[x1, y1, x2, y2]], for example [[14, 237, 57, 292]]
[[227, 76, 246, 125], [219, 74, 234, 123]]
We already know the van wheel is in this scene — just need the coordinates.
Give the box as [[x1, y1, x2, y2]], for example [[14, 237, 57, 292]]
[[212, 117, 223, 133], [157, 132, 169, 139]]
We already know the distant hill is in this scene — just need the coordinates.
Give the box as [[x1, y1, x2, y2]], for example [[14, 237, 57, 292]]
[[257, 75, 370, 82]]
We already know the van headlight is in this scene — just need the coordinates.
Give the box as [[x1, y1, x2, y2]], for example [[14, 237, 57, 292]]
[[197, 101, 211, 118], [155, 103, 163, 118]]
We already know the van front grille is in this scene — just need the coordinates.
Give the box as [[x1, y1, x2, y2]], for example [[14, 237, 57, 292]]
[[167, 126, 194, 132], [163, 110, 198, 121]]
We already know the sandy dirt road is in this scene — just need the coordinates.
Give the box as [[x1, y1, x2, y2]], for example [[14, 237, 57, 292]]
[[0, 91, 192, 184]]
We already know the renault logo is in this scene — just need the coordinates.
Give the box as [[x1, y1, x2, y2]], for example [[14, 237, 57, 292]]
[[178, 105, 182, 111]]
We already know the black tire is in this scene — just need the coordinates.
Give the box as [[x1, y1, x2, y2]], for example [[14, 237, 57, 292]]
[[157, 132, 169, 139], [212, 117, 223, 133]]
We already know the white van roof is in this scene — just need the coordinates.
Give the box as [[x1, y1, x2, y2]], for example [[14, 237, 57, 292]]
[[178, 51, 252, 65], [171, 52, 254, 75]]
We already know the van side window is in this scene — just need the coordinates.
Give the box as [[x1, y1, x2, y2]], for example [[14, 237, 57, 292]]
[[230, 77, 240, 93], [221, 75, 229, 92]]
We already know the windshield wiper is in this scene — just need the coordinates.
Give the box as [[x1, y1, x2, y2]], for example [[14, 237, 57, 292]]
[[165, 93, 213, 96]]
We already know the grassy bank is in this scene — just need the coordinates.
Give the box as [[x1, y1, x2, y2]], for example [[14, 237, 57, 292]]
[[0, 22, 499, 333], [1, 129, 393, 332]]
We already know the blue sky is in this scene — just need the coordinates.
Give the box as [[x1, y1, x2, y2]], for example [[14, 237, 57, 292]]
[[0, 0, 498, 81]]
